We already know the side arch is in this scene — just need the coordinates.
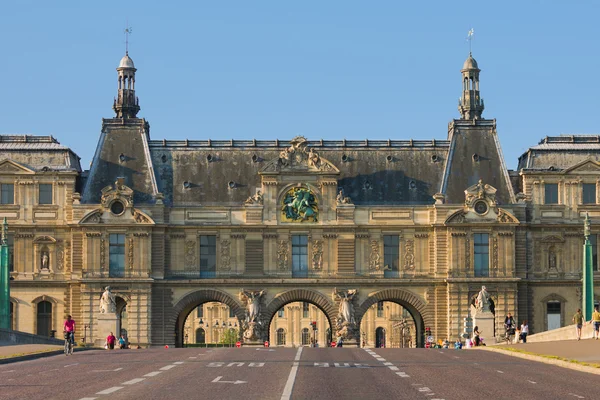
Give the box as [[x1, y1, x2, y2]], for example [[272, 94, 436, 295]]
[[170, 289, 245, 347], [356, 288, 431, 348]]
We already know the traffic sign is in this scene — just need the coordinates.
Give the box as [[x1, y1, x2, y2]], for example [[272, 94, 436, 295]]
[[235, 341, 241, 348], [264, 341, 269, 347]]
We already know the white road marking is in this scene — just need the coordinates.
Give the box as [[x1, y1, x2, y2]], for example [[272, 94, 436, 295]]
[[397, 372, 410, 378], [160, 365, 177, 370], [383, 362, 393, 366], [1, 370, 15, 373], [113, 367, 123, 371], [211, 376, 247, 384], [453, 356, 459, 359], [496, 370, 504, 374], [314, 363, 329, 367], [227, 362, 245, 367], [189, 356, 197, 359], [568, 394, 585, 399], [96, 387, 123, 395], [375, 357, 386, 362], [418, 387, 432, 392], [144, 371, 162, 377], [389, 366, 399, 371], [280, 346, 303, 400], [173, 361, 184, 365], [64, 363, 79, 368], [248, 363, 265, 367], [78, 398, 98, 400], [528, 380, 537, 384], [122, 378, 145, 385]]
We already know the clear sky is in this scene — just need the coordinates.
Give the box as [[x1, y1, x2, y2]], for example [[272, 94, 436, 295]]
[[1, 1, 599, 169]]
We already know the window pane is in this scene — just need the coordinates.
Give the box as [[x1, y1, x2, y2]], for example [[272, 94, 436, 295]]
[[197, 306, 204, 318], [544, 184, 558, 204], [1, 184, 14, 204], [39, 184, 53, 205], [292, 235, 308, 277], [547, 301, 561, 314], [474, 233, 489, 277], [109, 234, 125, 277], [583, 183, 596, 204], [383, 235, 400, 278], [278, 308, 285, 318], [200, 236, 216, 278]]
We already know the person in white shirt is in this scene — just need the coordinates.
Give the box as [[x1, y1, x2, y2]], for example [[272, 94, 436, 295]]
[[520, 321, 529, 343]]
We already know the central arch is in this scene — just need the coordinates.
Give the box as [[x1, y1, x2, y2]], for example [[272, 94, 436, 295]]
[[264, 289, 338, 345], [171, 289, 245, 347], [356, 288, 430, 348]]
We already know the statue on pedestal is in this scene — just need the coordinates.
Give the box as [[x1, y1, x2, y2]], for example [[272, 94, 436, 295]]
[[332, 288, 358, 341], [475, 285, 491, 313], [41, 252, 49, 270], [99, 286, 117, 314], [239, 289, 266, 342]]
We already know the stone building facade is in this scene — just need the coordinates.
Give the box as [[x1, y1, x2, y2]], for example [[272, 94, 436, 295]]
[[4, 52, 599, 347]]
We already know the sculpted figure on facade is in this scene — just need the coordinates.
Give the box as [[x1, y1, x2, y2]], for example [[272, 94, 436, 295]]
[[244, 190, 263, 206], [475, 285, 491, 313], [41, 251, 49, 270], [282, 187, 318, 222], [312, 239, 323, 270], [369, 240, 380, 271], [333, 288, 358, 341], [99, 286, 117, 314], [277, 240, 289, 270], [336, 188, 353, 205], [239, 289, 266, 342]]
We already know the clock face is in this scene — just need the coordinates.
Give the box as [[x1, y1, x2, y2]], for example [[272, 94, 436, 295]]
[[474, 201, 488, 215]]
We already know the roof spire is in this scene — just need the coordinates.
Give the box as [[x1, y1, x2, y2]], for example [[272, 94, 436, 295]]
[[458, 29, 484, 120], [124, 23, 132, 56]]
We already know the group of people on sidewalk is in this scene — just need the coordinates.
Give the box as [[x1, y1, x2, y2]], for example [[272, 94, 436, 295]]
[[503, 313, 529, 344], [104, 332, 129, 350], [573, 306, 600, 340]]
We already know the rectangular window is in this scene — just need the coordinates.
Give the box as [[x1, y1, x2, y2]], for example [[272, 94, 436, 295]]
[[0, 184, 14, 205], [199, 235, 217, 278], [544, 183, 558, 204], [7, 233, 14, 272], [109, 233, 125, 278], [583, 183, 596, 204], [590, 234, 598, 272], [197, 306, 204, 319], [229, 307, 235, 318], [547, 301, 561, 331], [278, 308, 285, 318], [292, 235, 308, 278], [473, 233, 489, 277], [383, 235, 400, 278], [303, 302, 309, 318], [39, 184, 53, 205], [377, 301, 384, 318]]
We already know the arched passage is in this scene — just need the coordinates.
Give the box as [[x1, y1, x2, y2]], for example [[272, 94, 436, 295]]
[[264, 289, 338, 346], [170, 289, 245, 347], [356, 289, 430, 348]]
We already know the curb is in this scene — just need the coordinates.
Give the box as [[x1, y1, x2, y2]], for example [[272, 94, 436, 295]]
[[477, 346, 600, 376], [0, 347, 98, 365]]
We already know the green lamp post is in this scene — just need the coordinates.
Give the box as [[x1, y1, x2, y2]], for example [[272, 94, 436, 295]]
[[0, 218, 10, 330], [583, 213, 595, 321]]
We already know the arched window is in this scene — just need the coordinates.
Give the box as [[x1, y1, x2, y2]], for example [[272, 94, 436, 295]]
[[277, 328, 286, 346], [196, 328, 206, 344], [37, 301, 52, 336], [302, 328, 310, 346]]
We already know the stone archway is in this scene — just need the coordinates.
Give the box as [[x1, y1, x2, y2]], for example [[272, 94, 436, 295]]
[[264, 289, 338, 345], [170, 289, 245, 347], [356, 289, 430, 348]]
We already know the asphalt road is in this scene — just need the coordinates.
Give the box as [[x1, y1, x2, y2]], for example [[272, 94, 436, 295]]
[[0, 346, 597, 400]]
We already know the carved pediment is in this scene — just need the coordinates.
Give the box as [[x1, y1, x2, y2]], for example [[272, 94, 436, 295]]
[[445, 207, 519, 224], [79, 208, 154, 225], [541, 234, 565, 243], [564, 159, 600, 173], [260, 136, 340, 175], [496, 208, 520, 224], [445, 210, 467, 224], [464, 179, 497, 208], [0, 159, 35, 174], [79, 209, 104, 224], [33, 235, 57, 244], [101, 178, 134, 209]]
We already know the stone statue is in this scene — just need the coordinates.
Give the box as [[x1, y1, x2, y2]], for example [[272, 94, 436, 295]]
[[475, 285, 491, 313], [99, 286, 117, 314], [548, 248, 557, 271], [333, 288, 357, 325], [244, 190, 264, 205], [239, 289, 266, 324], [41, 252, 49, 270], [336, 188, 353, 205]]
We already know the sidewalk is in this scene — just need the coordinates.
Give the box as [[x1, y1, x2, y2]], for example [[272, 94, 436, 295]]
[[0, 342, 64, 361], [480, 338, 600, 375]]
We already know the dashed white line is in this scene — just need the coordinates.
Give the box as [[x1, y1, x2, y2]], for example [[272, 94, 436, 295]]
[[1, 370, 15, 373], [113, 367, 123, 371], [64, 363, 79, 368], [122, 378, 146, 385], [78, 398, 98, 400], [383, 362, 393, 366], [96, 387, 123, 395], [396, 372, 410, 378], [568, 394, 585, 399], [144, 371, 163, 377], [160, 365, 177, 370], [280, 346, 303, 400], [173, 361, 184, 365], [496, 370, 504, 374], [189, 356, 197, 359], [375, 357, 386, 362], [528, 380, 537, 384], [389, 366, 400, 371]]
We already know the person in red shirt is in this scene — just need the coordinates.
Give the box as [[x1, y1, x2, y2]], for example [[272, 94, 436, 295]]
[[106, 332, 117, 350], [63, 315, 76, 347]]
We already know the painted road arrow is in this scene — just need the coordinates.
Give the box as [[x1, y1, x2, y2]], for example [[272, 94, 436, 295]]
[[212, 376, 247, 384]]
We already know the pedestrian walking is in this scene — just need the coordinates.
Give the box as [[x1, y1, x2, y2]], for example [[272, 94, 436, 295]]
[[520, 321, 529, 343], [573, 308, 585, 340], [336, 335, 343, 348], [106, 332, 116, 350], [592, 306, 600, 340], [118, 335, 128, 349]]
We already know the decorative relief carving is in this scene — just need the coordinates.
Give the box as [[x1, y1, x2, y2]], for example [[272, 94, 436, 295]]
[[57, 243, 64, 271], [65, 240, 70, 272], [262, 233, 278, 239], [185, 240, 197, 270], [281, 186, 318, 223], [492, 236, 499, 271], [497, 209, 519, 223], [336, 188, 353, 205], [244, 190, 264, 205], [465, 236, 471, 272], [323, 233, 338, 239], [312, 239, 323, 270], [355, 233, 370, 239], [262, 136, 339, 174], [451, 232, 467, 236], [100, 237, 106, 270], [277, 240, 289, 270], [128, 237, 134, 269], [219, 239, 231, 271], [85, 232, 102, 238], [133, 232, 149, 237], [81, 210, 103, 224], [369, 240, 381, 271], [133, 211, 151, 223], [231, 234, 246, 239], [169, 234, 185, 239], [415, 233, 429, 238], [498, 232, 514, 236], [404, 240, 415, 271], [15, 233, 35, 239]]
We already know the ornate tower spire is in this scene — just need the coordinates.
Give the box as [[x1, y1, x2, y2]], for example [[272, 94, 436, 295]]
[[458, 53, 484, 120], [113, 52, 140, 119]]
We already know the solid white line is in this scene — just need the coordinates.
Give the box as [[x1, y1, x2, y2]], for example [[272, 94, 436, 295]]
[[173, 361, 184, 365], [280, 347, 303, 400], [160, 365, 177, 370], [113, 367, 123, 371], [122, 378, 146, 385], [96, 387, 123, 395], [189, 356, 197, 359], [78, 398, 98, 400], [64, 363, 79, 368], [144, 371, 163, 377]]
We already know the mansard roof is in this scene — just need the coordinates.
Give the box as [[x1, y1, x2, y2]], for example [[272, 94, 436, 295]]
[[0, 134, 82, 172], [518, 134, 600, 171], [149, 139, 451, 206]]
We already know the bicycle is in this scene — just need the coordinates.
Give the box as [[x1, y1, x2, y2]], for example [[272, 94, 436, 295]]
[[64, 332, 74, 356]]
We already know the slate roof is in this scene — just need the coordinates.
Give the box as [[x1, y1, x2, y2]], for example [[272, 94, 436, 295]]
[[518, 135, 600, 170], [0, 135, 82, 172], [149, 140, 450, 206]]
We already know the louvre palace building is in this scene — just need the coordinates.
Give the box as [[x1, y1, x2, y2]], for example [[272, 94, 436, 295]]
[[3, 50, 599, 348]]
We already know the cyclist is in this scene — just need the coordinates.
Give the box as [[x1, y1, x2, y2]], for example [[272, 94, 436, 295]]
[[63, 315, 76, 354]]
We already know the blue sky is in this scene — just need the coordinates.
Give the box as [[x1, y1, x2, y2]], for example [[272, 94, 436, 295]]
[[1, 1, 599, 169]]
